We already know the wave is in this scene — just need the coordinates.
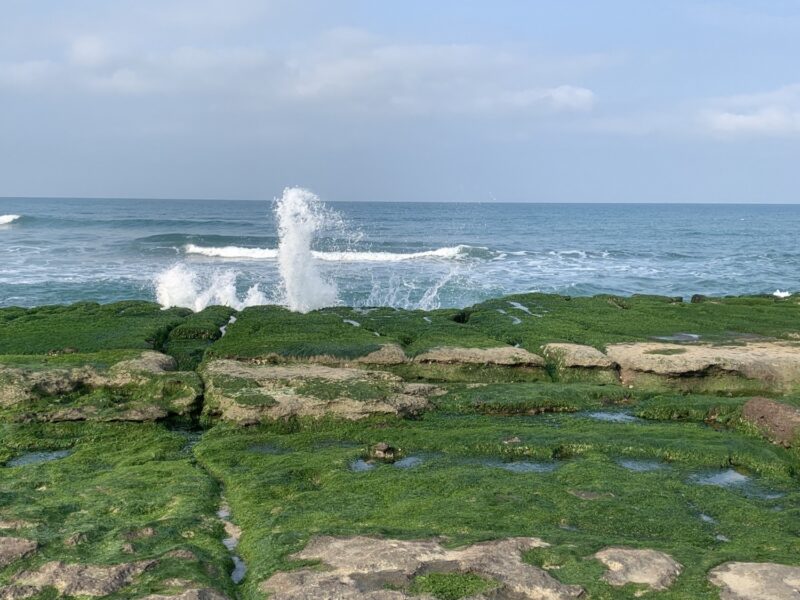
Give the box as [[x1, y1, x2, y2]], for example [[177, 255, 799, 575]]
[[183, 243, 478, 262], [0, 214, 21, 225]]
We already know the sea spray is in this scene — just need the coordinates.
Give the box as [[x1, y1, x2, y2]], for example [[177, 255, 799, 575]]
[[155, 264, 267, 311], [274, 187, 339, 312]]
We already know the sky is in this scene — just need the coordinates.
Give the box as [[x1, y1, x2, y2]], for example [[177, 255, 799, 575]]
[[1, 0, 799, 203]]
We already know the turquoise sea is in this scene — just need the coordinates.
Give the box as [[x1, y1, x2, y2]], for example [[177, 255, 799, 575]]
[[0, 196, 798, 309]]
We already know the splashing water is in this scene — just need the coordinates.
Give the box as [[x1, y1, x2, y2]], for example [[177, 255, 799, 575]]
[[274, 187, 339, 313], [155, 264, 267, 311]]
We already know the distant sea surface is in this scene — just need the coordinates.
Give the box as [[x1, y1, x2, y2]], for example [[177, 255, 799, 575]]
[[1, 197, 798, 309]]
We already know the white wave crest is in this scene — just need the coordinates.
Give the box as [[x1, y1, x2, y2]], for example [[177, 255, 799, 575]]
[[0, 214, 21, 225], [773, 289, 792, 298], [155, 264, 267, 311], [184, 243, 471, 262], [185, 244, 278, 259]]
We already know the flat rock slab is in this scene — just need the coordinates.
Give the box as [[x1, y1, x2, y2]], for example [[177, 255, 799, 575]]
[[708, 562, 800, 599], [141, 589, 229, 600], [594, 547, 682, 590], [14, 559, 155, 597], [202, 361, 437, 423], [261, 536, 584, 599], [605, 342, 800, 389], [742, 397, 800, 447], [414, 346, 545, 366], [0, 536, 37, 569], [542, 344, 615, 368]]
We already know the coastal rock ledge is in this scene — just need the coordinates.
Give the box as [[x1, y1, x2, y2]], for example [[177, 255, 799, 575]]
[[708, 562, 800, 600], [260, 536, 584, 599]]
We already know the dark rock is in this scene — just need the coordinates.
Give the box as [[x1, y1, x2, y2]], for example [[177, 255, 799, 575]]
[[742, 397, 800, 448]]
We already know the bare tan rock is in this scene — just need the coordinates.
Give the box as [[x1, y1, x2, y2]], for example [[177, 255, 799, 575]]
[[140, 588, 229, 600], [542, 344, 615, 368], [414, 346, 544, 366], [261, 536, 583, 599], [0, 520, 33, 530], [0, 537, 37, 569], [355, 344, 408, 365], [15, 560, 155, 597], [742, 397, 800, 447], [708, 562, 800, 599], [202, 362, 432, 423], [0, 586, 38, 600], [594, 547, 681, 590], [605, 342, 800, 389]]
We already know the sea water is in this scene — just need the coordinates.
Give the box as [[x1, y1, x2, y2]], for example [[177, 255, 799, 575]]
[[1, 193, 798, 310]]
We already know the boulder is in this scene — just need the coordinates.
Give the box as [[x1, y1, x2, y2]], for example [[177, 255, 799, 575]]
[[741, 397, 800, 447], [0, 537, 37, 569], [261, 536, 584, 599], [708, 562, 800, 599], [593, 547, 682, 590]]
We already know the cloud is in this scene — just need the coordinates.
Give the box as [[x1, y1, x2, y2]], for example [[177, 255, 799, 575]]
[[702, 84, 800, 136], [283, 35, 596, 116]]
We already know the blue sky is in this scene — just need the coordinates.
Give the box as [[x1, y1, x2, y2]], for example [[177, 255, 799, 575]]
[[1, 1, 799, 202]]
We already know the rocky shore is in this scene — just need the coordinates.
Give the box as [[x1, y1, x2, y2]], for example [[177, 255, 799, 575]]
[[0, 293, 798, 599]]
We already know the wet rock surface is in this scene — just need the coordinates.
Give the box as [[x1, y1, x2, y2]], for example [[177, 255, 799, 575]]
[[741, 397, 800, 447], [260, 536, 584, 599], [593, 547, 682, 590], [708, 562, 800, 599]]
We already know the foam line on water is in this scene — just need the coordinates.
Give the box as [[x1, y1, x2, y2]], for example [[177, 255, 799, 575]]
[[0, 214, 21, 225], [183, 243, 473, 262]]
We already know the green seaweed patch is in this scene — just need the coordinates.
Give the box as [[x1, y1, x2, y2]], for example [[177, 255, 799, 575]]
[[0, 301, 189, 355], [408, 572, 499, 599], [164, 305, 237, 369], [206, 306, 386, 360], [295, 378, 397, 403]]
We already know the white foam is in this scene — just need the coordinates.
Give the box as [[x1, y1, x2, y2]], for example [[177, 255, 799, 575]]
[[0, 214, 21, 225], [185, 244, 278, 259], [275, 187, 338, 313], [773, 289, 792, 298], [154, 264, 267, 311], [184, 243, 470, 262]]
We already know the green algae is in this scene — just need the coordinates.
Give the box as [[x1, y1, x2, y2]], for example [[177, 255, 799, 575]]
[[408, 572, 499, 599], [0, 423, 233, 599]]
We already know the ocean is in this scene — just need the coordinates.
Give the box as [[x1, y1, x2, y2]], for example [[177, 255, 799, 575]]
[[1, 193, 798, 310]]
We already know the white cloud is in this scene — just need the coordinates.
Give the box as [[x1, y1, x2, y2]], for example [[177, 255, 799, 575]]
[[702, 84, 800, 136], [69, 36, 111, 68]]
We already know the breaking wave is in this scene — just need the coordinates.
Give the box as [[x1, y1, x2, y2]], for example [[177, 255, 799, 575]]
[[0, 215, 21, 225], [183, 243, 474, 262], [154, 264, 268, 312]]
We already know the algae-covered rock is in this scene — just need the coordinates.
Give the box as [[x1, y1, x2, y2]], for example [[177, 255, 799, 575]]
[[14, 559, 156, 597], [542, 344, 615, 369], [708, 562, 800, 599], [261, 536, 583, 599], [0, 351, 201, 422], [202, 361, 435, 423], [605, 342, 800, 392], [0, 536, 37, 569], [593, 546, 682, 590], [140, 589, 229, 600], [414, 346, 544, 366], [741, 397, 800, 447]]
